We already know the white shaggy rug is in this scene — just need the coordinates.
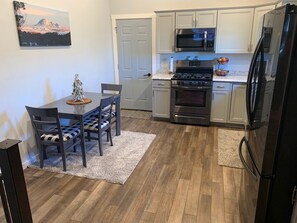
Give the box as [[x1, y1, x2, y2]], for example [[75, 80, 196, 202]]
[[218, 128, 245, 169], [28, 131, 156, 184]]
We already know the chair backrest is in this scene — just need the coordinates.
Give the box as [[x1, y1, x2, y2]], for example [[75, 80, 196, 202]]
[[98, 96, 114, 123], [101, 83, 122, 95], [25, 106, 62, 143]]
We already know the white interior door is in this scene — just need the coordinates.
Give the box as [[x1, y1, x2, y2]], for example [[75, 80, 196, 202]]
[[116, 19, 152, 111]]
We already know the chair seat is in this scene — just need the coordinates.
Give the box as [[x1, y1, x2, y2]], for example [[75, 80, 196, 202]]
[[40, 125, 81, 142], [83, 116, 109, 131]]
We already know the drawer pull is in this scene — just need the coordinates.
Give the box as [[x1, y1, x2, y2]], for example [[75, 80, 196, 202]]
[[158, 83, 165, 86], [217, 86, 225, 88]]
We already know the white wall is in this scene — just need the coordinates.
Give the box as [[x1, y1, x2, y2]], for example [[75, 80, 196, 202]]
[[0, 0, 114, 165], [109, 0, 278, 14]]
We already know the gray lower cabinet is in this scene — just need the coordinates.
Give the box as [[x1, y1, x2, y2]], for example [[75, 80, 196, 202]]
[[152, 80, 171, 118], [228, 84, 247, 124], [211, 82, 247, 125], [211, 82, 231, 123]]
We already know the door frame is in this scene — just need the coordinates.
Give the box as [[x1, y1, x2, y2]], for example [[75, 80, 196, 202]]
[[111, 14, 157, 84]]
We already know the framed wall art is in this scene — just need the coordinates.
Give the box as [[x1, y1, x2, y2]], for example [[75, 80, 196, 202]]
[[13, 1, 71, 47]]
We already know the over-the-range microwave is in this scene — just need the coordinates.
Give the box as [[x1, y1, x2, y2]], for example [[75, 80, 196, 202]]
[[175, 28, 216, 52]]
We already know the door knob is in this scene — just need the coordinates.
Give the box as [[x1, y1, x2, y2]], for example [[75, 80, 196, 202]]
[[144, 73, 151, 77]]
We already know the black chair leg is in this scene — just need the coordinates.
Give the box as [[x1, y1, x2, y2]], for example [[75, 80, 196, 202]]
[[60, 145, 67, 171], [80, 139, 87, 168], [98, 134, 103, 156], [109, 129, 113, 146], [39, 148, 44, 168], [42, 145, 48, 160], [73, 138, 77, 152]]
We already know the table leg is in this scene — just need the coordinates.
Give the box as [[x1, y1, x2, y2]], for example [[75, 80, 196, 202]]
[[80, 116, 87, 167], [115, 97, 121, 136]]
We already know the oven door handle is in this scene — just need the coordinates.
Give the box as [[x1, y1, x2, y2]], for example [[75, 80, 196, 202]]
[[171, 85, 212, 90]]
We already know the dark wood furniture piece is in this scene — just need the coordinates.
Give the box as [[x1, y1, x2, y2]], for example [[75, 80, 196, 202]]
[[40, 92, 121, 155], [0, 139, 33, 222], [101, 84, 122, 135], [83, 96, 114, 155], [25, 106, 86, 171]]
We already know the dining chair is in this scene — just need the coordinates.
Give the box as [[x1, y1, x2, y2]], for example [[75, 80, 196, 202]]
[[83, 96, 114, 155], [101, 83, 122, 133], [25, 106, 86, 171]]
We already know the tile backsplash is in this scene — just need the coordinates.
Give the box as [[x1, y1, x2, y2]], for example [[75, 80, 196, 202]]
[[157, 52, 252, 74]]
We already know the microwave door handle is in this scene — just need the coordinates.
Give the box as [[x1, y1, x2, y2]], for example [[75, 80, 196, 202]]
[[204, 31, 207, 51]]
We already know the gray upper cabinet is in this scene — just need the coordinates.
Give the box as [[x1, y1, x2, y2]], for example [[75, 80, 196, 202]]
[[176, 10, 217, 28], [156, 12, 175, 53], [251, 5, 275, 52], [216, 8, 254, 53]]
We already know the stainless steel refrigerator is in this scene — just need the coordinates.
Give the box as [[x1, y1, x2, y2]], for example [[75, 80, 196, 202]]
[[238, 4, 297, 223]]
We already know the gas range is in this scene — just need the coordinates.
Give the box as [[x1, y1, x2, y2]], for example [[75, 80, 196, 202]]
[[172, 71, 213, 87], [170, 59, 214, 126], [171, 60, 214, 87]]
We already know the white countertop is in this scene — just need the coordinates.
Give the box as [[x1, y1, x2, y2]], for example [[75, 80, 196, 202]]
[[152, 73, 173, 80], [153, 71, 248, 83], [213, 75, 248, 83]]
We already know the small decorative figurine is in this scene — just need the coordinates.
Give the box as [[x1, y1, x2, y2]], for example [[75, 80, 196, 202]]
[[72, 74, 85, 102]]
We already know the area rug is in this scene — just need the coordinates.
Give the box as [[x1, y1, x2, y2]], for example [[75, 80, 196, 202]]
[[28, 131, 156, 184], [218, 128, 245, 169], [121, 109, 152, 120]]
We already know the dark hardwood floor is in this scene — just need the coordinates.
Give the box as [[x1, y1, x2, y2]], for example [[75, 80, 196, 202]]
[[0, 117, 244, 223]]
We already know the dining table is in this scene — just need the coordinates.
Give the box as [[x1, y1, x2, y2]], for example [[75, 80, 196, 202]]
[[40, 92, 121, 154]]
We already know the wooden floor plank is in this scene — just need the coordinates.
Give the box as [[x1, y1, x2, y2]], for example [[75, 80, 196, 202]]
[[52, 190, 90, 223], [211, 182, 225, 223], [70, 181, 110, 222], [32, 194, 64, 222], [184, 165, 203, 216], [153, 193, 175, 223], [197, 194, 212, 223], [167, 179, 190, 223]]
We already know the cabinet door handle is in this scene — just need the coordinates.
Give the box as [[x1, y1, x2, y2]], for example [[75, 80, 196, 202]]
[[193, 18, 195, 27]]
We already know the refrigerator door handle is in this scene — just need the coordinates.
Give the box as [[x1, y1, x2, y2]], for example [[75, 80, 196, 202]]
[[292, 186, 297, 205], [246, 36, 264, 126], [239, 136, 274, 179], [239, 137, 257, 178]]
